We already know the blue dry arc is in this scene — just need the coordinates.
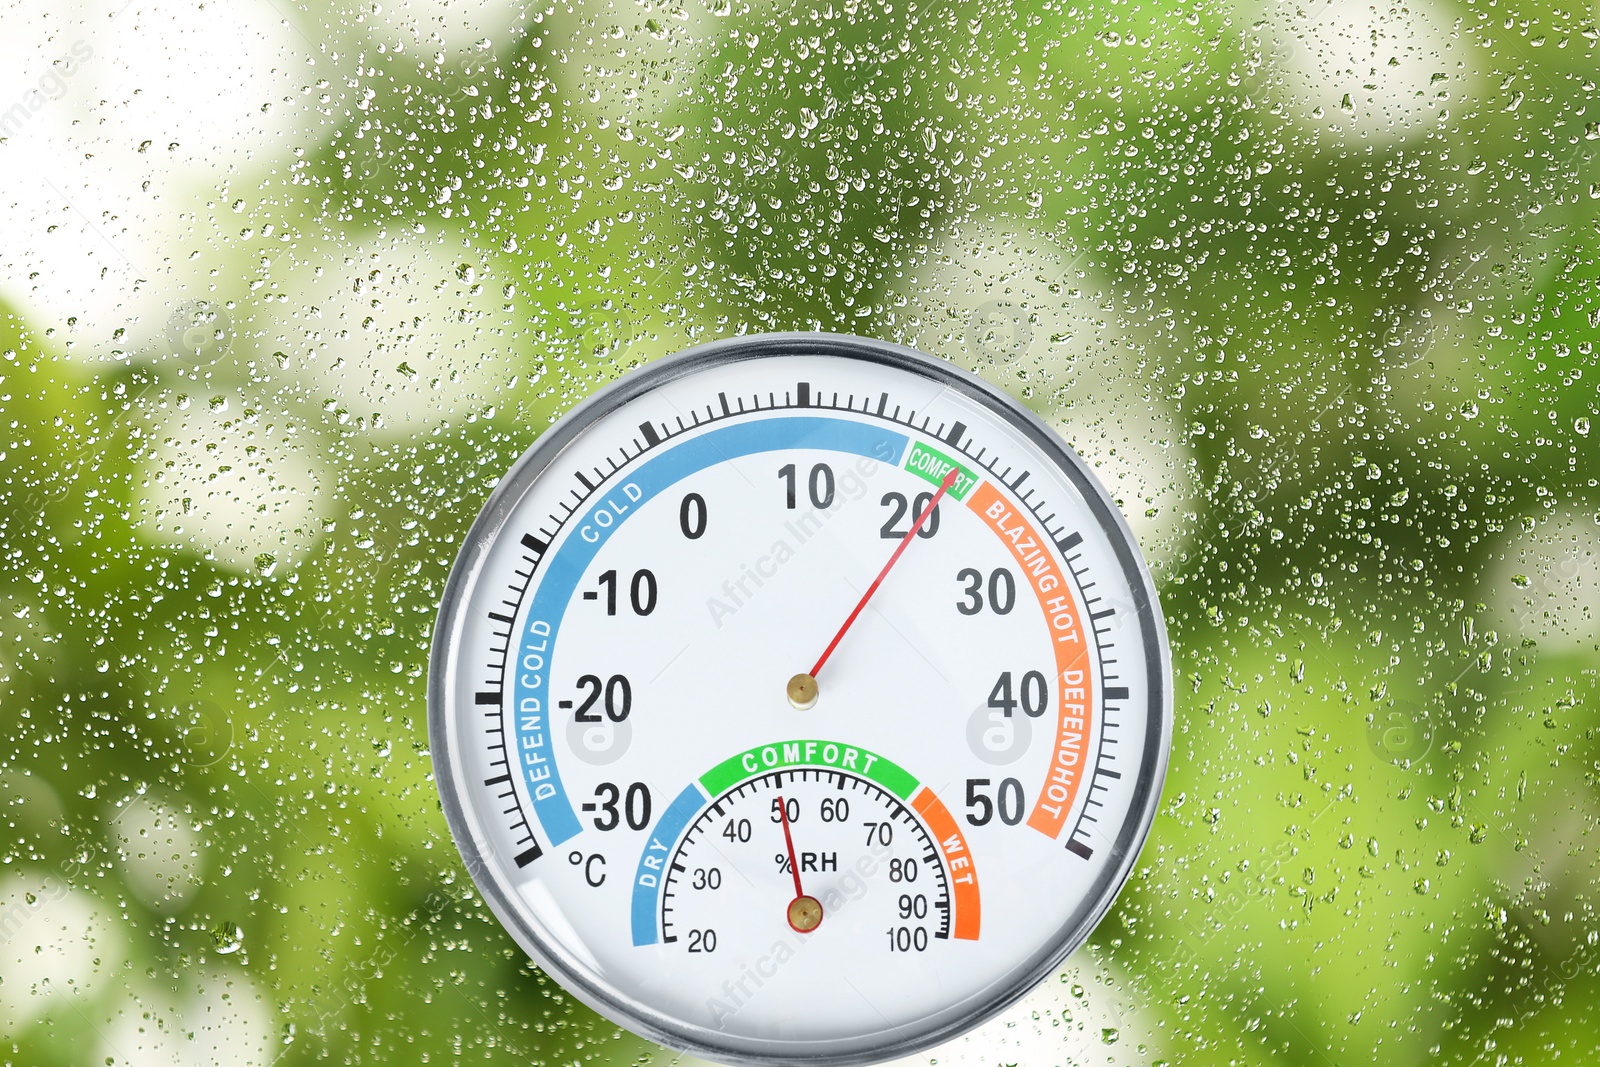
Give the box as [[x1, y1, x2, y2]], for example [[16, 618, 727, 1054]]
[[510, 416, 910, 848]]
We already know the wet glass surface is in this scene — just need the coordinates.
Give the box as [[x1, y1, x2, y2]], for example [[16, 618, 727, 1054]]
[[1, 0, 1597, 1063]]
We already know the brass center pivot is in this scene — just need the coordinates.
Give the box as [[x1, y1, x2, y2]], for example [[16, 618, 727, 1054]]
[[787, 895, 823, 933], [786, 673, 819, 711]]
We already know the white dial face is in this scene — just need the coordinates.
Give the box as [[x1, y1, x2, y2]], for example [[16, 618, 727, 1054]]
[[430, 335, 1170, 1066]]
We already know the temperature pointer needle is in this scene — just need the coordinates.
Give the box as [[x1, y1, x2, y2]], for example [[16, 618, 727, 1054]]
[[788, 467, 960, 709], [777, 794, 822, 933]]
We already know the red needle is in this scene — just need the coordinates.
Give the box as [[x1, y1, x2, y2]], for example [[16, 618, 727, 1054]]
[[809, 467, 960, 679], [777, 794, 804, 900], [777, 793, 822, 932]]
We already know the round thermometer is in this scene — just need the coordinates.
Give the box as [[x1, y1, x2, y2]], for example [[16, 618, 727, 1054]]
[[429, 333, 1170, 1066]]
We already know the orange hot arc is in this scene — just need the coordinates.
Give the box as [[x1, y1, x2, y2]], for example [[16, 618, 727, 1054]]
[[965, 482, 1095, 840]]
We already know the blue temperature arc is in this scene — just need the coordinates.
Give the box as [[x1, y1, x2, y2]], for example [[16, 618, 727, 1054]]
[[631, 783, 709, 945], [511, 417, 910, 848]]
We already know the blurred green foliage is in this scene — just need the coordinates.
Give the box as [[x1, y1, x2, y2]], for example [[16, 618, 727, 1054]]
[[1, 0, 1596, 1064]]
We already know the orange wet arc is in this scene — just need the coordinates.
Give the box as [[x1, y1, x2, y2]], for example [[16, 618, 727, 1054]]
[[910, 786, 980, 940]]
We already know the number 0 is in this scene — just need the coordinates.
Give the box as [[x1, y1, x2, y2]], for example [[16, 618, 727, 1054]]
[[679, 493, 707, 539]]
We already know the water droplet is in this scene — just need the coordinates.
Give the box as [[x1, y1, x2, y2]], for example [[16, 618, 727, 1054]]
[[212, 921, 244, 954]]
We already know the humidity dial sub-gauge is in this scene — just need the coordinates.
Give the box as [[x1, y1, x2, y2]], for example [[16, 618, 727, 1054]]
[[429, 333, 1171, 1066]]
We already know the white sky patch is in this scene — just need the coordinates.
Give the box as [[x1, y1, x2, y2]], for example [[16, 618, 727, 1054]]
[[265, 230, 516, 438], [109, 791, 207, 912], [880, 956, 1159, 1067], [0, 874, 120, 1034], [1258, 0, 1464, 143], [1484, 508, 1600, 654], [97, 969, 276, 1067], [321, 0, 530, 55], [899, 221, 1194, 572], [1049, 394, 1193, 575], [0, 0, 301, 354], [136, 400, 331, 575], [644, 956, 1159, 1067]]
